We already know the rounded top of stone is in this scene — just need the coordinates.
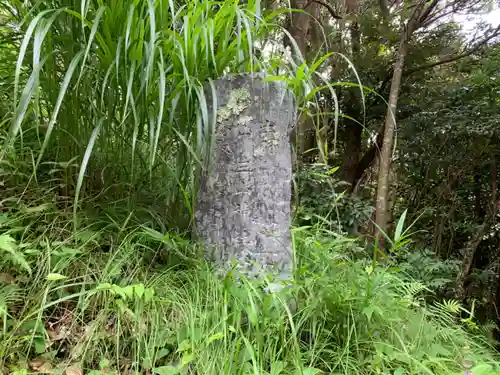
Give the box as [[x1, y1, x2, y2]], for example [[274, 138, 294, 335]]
[[213, 72, 289, 89]]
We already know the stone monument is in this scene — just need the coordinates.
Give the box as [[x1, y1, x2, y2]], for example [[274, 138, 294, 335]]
[[194, 73, 296, 290]]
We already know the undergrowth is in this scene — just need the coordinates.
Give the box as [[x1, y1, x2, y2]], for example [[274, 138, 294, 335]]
[[1, 1, 500, 374], [1, 190, 499, 375]]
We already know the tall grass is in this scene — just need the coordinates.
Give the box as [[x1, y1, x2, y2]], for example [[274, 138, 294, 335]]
[[0, 197, 499, 374], [1, 0, 341, 233], [2, 0, 290, 227]]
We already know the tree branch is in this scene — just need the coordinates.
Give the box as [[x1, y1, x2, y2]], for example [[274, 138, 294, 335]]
[[417, 0, 439, 26], [303, 0, 343, 19], [420, 8, 454, 28], [406, 25, 500, 75], [351, 124, 385, 190], [374, 24, 500, 98]]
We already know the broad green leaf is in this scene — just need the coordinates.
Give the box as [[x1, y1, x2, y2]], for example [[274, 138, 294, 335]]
[[144, 287, 155, 303], [111, 285, 126, 299], [34, 338, 46, 354], [394, 209, 408, 244], [99, 358, 110, 369], [152, 366, 179, 375], [181, 352, 194, 366], [327, 166, 339, 175], [294, 368, 322, 375], [178, 339, 191, 352], [122, 285, 134, 298], [471, 364, 493, 375], [362, 306, 374, 322], [0, 234, 31, 273], [134, 283, 145, 298], [96, 283, 112, 291], [270, 361, 285, 375], [291, 226, 312, 232], [14, 9, 55, 107], [0, 234, 16, 252], [156, 348, 171, 360], [142, 227, 165, 241], [151, 52, 166, 169], [310, 52, 333, 74]]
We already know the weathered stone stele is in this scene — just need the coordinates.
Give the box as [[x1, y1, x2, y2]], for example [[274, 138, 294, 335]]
[[194, 73, 296, 285]]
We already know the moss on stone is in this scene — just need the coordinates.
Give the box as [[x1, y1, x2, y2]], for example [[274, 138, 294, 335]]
[[216, 88, 251, 123]]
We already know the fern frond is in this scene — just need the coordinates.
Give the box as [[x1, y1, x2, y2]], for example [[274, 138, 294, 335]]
[[401, 281, 428, 299]]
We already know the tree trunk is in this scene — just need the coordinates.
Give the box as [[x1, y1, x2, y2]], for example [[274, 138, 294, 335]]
[[374, 38, 409, 247], [474, 172, 484, 218], [374, 2, 425, 246], [446, 204, 457, 258], [286, 0, 311, 58], [342, 10, 362, 185], [456, 155, 498, 299], [351, 124, 384, 189], [194, 73, 296, 286], [486, 157, 498, 320], [343, 120, 362, 183], [286, 0, 316, 164]]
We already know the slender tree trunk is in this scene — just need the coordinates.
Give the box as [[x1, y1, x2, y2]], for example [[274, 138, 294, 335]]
[[351, 125, 384, 189], [474, 172, 484, 218], [343, 121, 362, 183], [342, 11, 362, 185], [374, 2, 425, 246], [286, 0, 311, 57], [374, 38, 409, 247], [446, 204, 457, 258], [286, 0, 316, 164], [487, 157, 498, 320]]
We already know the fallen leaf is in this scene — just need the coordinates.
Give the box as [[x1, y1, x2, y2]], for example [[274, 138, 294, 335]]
[[29, 359, 44, 370], [65, 365, 83, 375], [53, 363, 70, 375], [0, 273, 15, 284], [38, 362, 53, 373], [48, 326, 68, 341]]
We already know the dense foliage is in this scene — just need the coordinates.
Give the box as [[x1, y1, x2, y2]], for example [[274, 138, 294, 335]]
[[1, 0, 500, 373]]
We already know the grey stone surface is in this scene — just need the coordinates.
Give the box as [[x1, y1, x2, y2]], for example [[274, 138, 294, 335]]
[[194, 73, 296, 284]]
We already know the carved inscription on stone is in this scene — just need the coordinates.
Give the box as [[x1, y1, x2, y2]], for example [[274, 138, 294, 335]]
[[194, 73, 296, 281]]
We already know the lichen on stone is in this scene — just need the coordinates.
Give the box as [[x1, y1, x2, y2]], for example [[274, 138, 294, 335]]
[[237, 115, 253, 126], [216, 88, 251, 123]]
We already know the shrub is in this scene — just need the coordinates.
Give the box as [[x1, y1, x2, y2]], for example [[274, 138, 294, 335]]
[[294, 164, 373, 235]]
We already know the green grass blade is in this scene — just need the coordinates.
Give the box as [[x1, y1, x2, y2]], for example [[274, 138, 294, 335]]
[[73, 119, 103, 228], [76, 5, 107, 88], [14, 9, 54, 109], [37, 51, 84, 166]]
